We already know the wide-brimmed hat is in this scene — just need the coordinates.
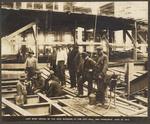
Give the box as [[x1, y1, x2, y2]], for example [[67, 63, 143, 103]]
[[28, 50, 34, 54]]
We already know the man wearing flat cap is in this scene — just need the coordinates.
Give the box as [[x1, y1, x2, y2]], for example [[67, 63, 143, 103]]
[[95, 45, 108, 105], [77, 52, 97, 97], [25, 50, 38, 81]]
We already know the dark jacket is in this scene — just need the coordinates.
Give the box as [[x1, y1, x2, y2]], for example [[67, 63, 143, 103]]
[[35, 75, 45, 91], [46, 80, 63, 97], [67, 50, 74, 69], [82, 57, 97, 77], [96, 53, 108, 76]]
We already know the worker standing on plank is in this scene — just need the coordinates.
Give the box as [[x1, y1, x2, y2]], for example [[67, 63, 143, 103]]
[[95, 46, 109, 105], [56, 45, 67, 86], [67, 44, 76, 88], [25, 50, 38, 81], [77, 52, 97, 97]]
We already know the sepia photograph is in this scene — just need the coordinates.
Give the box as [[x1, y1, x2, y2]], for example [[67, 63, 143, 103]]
[[1, 1, 148, 122]]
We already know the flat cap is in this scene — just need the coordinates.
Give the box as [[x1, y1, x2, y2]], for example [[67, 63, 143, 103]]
[[28, 50, 34, 54], [96, 46, 103, 50]]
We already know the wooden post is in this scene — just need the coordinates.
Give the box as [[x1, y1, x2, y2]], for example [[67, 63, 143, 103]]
[[43, 2, 46, 10], [13, 2, 16, 9], [132, 21, 137, 60], [21, 3, 27, 9], [123, 30, 126, 50], [106, 29, 110, 60], [32, 24, 38, 60], [53, 2, 55, 11], [32, 2, 34, 9], [74, 20, 77, 44], [125, 62, 134, 100], [93, 14, 98, 42], [46, 12, 48, 30]]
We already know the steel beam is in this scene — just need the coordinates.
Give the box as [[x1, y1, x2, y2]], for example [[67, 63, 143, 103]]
[[130, 72, 148, 95]]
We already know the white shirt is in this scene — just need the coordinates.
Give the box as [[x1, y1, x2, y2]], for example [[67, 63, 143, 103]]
[[56, 49, 67, 65]]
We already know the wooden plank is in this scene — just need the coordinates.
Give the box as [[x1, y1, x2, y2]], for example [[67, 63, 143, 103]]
[[134, 72, 143, 77], [108, 92, 146, 109], [2, 98, 32, 116], [23, 103, 50, 115], [134, 96, 147, 105], [2, 91, 17, 98], [2, 19, 39, 40], [37, 93, 70, 116], [62, 107, 84, 116], [112, 100, 137, 112], [2, 80, 19, 84], [138, 33, 147, 43], [59, 99, 100, 116], [116, 96, 146, 109], [23, 102, 50, 107], [49, 96, 67, 100], [127, 108, 147, 116], [1, 63, 47, 70], [51, 114, 66, 116], [2, 87, 16, 92]]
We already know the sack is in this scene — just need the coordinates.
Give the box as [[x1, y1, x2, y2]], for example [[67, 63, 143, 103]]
[[14, 95, 25, 107]]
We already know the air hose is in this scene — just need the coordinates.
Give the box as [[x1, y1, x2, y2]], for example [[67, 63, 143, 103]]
[[101, 89, 112, 116], [101, 74, 128, 116], [113, 86, 128, 116]]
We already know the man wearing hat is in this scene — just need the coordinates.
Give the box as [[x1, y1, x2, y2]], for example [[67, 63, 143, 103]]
[[16, 74, 27, 105], [56, 45, 67, 86], [45, 71, 63, 97], [95, 46, 108, 105], [25, 50, 38, 81], [67, 44, 77, 88], [32, 70, 45, 94], [77, 52, 97, 97]]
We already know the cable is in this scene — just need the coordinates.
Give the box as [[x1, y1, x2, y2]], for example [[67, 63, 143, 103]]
[[101, 89, 112, 116], [113, 86, 127, 116]]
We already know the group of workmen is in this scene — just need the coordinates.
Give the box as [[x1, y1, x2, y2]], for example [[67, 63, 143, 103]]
[[16, 44, 109, 105]]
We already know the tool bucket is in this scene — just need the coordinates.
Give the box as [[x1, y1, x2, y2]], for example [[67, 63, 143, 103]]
[[89, 93, 96, 105]]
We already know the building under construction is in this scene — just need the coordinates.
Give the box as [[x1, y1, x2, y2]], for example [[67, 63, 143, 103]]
[[1, 2, 148, 121]]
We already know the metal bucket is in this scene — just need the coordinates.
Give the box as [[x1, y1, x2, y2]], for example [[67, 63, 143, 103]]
[[89, 93, 96, 105]]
